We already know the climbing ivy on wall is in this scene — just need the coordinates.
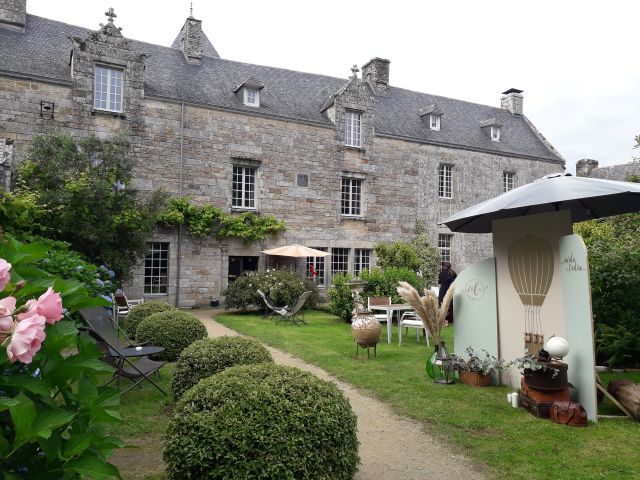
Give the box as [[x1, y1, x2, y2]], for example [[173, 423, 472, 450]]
[[158, 196, 286, 241]]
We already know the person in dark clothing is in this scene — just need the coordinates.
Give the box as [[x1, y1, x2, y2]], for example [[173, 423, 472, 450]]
[[438, 262, 457, 324]]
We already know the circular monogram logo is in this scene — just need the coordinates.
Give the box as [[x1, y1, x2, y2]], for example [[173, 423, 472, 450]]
[[465, 279, 486, 300]]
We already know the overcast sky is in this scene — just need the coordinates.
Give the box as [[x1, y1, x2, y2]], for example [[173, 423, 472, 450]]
[[28, 0, 639, 173]]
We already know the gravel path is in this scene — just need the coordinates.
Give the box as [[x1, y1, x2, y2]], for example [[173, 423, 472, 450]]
[[194, 309, 485, 480]]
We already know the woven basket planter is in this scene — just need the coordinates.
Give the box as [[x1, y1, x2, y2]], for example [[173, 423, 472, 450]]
[[458, 370, 491, 387]]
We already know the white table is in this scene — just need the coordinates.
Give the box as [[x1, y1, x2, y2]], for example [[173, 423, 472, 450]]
[[368, 304, 415, 344]]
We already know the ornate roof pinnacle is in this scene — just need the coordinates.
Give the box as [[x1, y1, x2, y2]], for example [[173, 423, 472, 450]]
[[350, 64, 359, 79], [105, 7, 117, 24]]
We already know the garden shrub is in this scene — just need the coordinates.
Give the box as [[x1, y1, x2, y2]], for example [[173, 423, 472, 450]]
[[328, 272, 353, 322], [223, 268, 319, 312], [360, 267, 426, 304], [172, 336, 273, 398], [164, 363, 359, 480], [374, 221, 441, 287], [136, 310, 207, 361], [125, 300, 174, 336], [575, 206, 640, 368]]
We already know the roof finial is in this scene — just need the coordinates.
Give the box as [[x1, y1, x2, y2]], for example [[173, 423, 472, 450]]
[[105, 7, 117, 24], [350, 64, 359, 79], [189, 1, 194, 17]]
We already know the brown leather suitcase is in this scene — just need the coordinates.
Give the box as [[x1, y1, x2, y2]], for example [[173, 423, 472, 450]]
[[550, 401, 588, 427], [519, 392, 554, 419]]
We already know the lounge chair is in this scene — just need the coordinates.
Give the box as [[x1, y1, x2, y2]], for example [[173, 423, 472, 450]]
[[273, 291, 312, 326], [79, 307, 166, 395], [257, 289, 284, 320], [112, 291, 144, 324]]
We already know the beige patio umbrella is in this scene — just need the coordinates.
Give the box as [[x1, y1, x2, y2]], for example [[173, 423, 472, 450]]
[[261, 244, 330, 257]]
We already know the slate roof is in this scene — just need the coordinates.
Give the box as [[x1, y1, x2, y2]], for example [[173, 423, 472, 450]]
[[0, 14, 563, 163]]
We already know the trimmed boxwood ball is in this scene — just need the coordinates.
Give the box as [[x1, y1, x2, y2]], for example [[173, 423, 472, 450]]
[[124, 301, 174, 336], [135, 310, 207, 361], [172, 336, 273, 399], [164, 364, 359, 480]]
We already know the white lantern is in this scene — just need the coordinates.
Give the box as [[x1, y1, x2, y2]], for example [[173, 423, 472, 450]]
[[545, 336, 570, 359]]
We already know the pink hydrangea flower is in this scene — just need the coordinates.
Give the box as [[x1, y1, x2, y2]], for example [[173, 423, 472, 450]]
[[7, 314, 46, 364], [35, 287, 64, 324], [0, 259, 11, 292]]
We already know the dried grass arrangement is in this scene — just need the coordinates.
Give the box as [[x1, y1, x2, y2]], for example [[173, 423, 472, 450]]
[[397, 281, 452, 346]]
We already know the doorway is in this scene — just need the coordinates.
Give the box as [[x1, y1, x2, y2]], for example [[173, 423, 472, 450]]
[[228, 256, 259, 283]]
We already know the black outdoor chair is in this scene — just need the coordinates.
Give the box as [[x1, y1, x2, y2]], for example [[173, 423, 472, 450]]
[[272, 291, 312, 326], [256, 289, 285, 320], [79, 307, 167, 395]]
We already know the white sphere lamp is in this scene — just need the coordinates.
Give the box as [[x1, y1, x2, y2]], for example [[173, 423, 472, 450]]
[[545, 336, 570, 360]]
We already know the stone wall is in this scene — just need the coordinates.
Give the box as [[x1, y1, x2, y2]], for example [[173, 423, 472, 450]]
[[576, 158, 639, 181], [0, 70, 561, 305], [0, 138, 13, 190]]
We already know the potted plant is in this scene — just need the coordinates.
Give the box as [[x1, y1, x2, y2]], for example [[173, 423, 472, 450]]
[[509, 352, 568, 391], [451, 347, 505, 386]]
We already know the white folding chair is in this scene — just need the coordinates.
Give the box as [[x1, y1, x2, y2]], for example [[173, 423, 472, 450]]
[[399, 310, 430, 347]]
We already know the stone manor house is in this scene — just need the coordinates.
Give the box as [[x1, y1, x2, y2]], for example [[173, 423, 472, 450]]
[[0, 1, 565, 306]]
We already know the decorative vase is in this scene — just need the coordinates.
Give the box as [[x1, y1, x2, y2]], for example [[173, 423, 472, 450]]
[[459, 370, 492, 387], [351, 311, 381, 358]]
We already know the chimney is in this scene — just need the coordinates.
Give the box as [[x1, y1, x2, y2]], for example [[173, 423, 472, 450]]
[[361, 57, 390, 92], [0, 0, 27, 32], [576, 159, 599, 177], [176, 15, 203, 65], [500, 88, 524, 115]]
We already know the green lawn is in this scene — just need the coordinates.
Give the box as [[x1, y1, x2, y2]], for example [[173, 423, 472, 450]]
[[215, 309, 640, 480]]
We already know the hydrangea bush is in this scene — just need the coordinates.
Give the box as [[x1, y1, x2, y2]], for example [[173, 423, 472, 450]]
[[0, 236, 123, 479]]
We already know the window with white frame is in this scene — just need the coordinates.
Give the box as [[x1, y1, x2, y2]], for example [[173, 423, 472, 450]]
[[438, 234, 452, 265], [429, 114, 441, 131], [354, 249, 371, 277], [438, 164, 453, 199], [94, 65, 123, 112], [331, 248, 349, 275], [144, 242, 169, 294], [243, 88, 260, 107], [341, 177, 362, 216], [232, 165, 256, 209], [344, 110, 362, 147], [491, 125, 501, 142], [306, 247, 327, 286], [503, 171, 515, 192]]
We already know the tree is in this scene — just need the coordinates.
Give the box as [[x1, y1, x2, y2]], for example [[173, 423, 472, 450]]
[[11, 132, 167, 280], [374, 221, 441, 286], [574, 172, 640, 367]]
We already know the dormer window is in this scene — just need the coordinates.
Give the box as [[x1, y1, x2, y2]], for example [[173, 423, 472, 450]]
[[244, 88, 259, 107], [233, 77, 264, 108], [94, 65, 123, 112], [481, 118, 502, 142], [491, 125, 501, 142], [429, 114, 441, 131], [420, 104, 443, 131]]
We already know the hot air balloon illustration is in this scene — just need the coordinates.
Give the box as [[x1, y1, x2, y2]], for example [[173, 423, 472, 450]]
[[508, 235, 554, 354]]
